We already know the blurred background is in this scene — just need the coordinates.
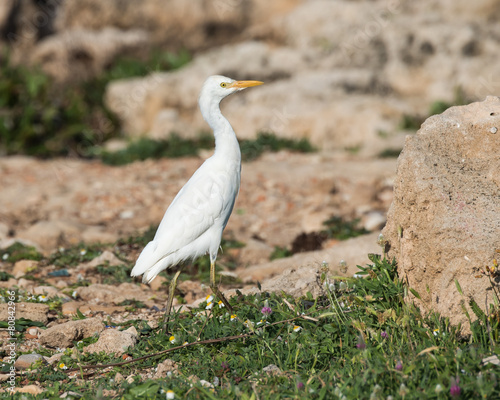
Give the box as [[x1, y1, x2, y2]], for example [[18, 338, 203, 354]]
[[0, 0, 499, 258]]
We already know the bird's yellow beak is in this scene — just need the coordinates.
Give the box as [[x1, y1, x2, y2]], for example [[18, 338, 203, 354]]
[[228, 80, 264, 89]]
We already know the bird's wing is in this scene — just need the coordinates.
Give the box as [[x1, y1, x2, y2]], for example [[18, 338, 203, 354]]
[[132, 160, 234, 275]]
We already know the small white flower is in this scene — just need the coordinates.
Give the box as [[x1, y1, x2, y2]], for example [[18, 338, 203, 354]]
[[2, 253, 8, 260], [72, 290, 77, 298], [434, 384, 443, 394], [80, 249, 87, 256], [38, 295, 48, 302], [59, 247, 65, 253], [433, 329, 439, 336], [169, 336, 176, 344], [218, 300, 224, 308], [205, 294, 214, 303], [205, 301, 214, 310], [58, 362, 68, 370], [293, 325, 302, 332], [166, 390, 175, 399], [183, 341, 188, 346], [230, 314, 237, 321]]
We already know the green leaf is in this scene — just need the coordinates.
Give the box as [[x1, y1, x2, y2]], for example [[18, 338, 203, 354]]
[[409, 288, 421, 300], [455, 279, 464, 296]]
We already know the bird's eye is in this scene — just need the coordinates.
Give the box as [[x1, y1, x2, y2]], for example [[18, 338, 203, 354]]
[[220, 82, 227, 88]]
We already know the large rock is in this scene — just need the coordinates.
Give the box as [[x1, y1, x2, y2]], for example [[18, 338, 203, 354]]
[[382, 96, 500, 331], [30, 28, 149, 82], [39, 317, 105, 348], [84, 326, 138, 355], [76, 283, 152, 305], [0, 303, 49, 325]]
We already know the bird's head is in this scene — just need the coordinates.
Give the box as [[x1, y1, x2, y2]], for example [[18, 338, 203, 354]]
[[200, 75, 264, 103]]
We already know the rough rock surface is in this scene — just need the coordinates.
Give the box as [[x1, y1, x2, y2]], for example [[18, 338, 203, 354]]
[[38, 317, 105, 348], [76, 283, 151, 305], [382, 96, 500, 330], [84, 326, 138, 355], [0, 303, 49, 325], [14, 353, 44, 370]]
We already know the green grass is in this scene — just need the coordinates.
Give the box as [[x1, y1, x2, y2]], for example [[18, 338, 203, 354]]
[[0, 242, 43, 263], [4, 255, 499, 399], [399, 87, 469, 131], [0, 49, 191, 157], [322, 215, 369, 241], [101, 132, 316, 166]]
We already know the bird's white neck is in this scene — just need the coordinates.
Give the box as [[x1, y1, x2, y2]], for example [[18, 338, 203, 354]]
[[199, 96, 241, 162]]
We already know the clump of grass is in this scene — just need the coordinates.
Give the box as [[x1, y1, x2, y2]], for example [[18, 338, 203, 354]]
[[101, 134, 214, 165], [101, 132, 316, 166], [0, 242, 42, 263], [322, 215, 369, 241], [378, 148, 402, 158], [47, 243, 107, 268], [270, 246, 292, 260], [399, 86, 469, 131], [0, 49, 191, 157], [240, 132, 316, 161]]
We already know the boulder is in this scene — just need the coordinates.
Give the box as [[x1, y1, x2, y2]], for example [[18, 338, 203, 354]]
[[83, 326, 138, 355], [0, 303, 49, 324], [382, 96, 500, 331], [76, 283, 151, 305], [30, 28, 149, 82], [39, 317, 105, 348]]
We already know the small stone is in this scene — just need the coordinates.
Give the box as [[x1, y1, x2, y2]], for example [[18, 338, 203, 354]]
[[34, 285, 60, 297], [153, 359, 177, 379], [262, 364, 283, 376], [45, 352, 64, 365], [82, 250, 123, 269], [490, 127, 497, 134], [12, 260, 39, 278], [14, 384, 44, 395], [114, 372, 124, 383], [14, 354, 44, 370]]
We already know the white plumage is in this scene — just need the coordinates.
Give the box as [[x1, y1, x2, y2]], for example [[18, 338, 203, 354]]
[[131, 75, 263, 314]]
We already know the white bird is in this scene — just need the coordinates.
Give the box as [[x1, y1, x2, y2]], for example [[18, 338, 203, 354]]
[[131, 75, 263, 323]]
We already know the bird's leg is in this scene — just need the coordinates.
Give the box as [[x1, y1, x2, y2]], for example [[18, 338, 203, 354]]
[[210, 259, 233, 312], [163, 269, 181, 333]]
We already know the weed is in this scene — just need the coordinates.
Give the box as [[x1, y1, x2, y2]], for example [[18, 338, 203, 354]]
[[13, 255, 498, 399], [322, 215, 369, 240], [0, 242, 42, 263]]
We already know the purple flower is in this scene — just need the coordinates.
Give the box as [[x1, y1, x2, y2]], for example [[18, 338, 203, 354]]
[[297, 382, 304, 390], [395, 361, 403, 371], [261, 306, 272, 316], [356, 335, 366, 349], [221, 362, 229, 370], [381, 331, 388, 339], [450, 378, 460, 398]]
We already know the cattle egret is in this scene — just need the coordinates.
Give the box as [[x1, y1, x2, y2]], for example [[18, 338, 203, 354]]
[[131, 75, 263, 325]]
